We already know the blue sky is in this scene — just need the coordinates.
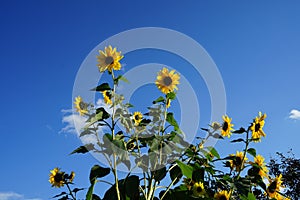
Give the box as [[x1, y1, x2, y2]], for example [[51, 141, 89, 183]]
[[1, 1, 300, 199]]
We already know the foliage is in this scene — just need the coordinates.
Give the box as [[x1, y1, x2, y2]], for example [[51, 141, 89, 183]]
[[49, 46, 295, 200]]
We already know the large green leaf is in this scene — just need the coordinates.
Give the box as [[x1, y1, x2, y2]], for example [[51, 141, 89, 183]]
[[166, 112, 180, 131], [247, 148, 257, 157], [206, 146, 220, 159], [166, 92, 176, 100], [89, 165, 110, 184], [91, 83, 111, 91], [169, 165, 182, 185], [176, 160, 193, 179], [152, 166, 167, 182], [192, 168, 204, 182], [153, 96, 165, 104], [70, 144, 94, 155]]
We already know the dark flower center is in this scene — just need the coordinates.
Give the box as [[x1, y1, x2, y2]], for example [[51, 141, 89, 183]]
[[105, 56, 114, 65], [222, 122, 228, 131], [196, 186, 203, 193], [163, 76, 172, 86], [54, 173, 64, 182], [135, 115, 140, 120], [79, 102, 86, 110], [254, 123, 261, 132], [235, 156, 242, 166], [105, 91, 112, 99], [219, 195, 227, 200]]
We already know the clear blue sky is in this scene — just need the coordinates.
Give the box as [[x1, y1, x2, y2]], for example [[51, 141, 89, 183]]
[[1, 1, 300, 199]]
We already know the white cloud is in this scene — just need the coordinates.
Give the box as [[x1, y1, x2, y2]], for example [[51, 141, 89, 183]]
[[0, 192, 42, 200], [289, 109, 300, 120]]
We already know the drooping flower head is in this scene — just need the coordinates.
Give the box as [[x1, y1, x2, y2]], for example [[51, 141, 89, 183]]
[[221, 115, 234, 138], [49, 168, 65, 188], [214, 190, 230, 200], [253, 154, 269, 178], [193, 182, 206, 197], [68, 171, 75, 183], [229, 151, 248, 171], [97, 46, 123, 73], [74, 96, 88, 116], [133, 111, 143, 126], [155, 68, 180, 94], [267, 174, 283, 198], [102, 90, 112, 105], [250, 112, 267, 142]]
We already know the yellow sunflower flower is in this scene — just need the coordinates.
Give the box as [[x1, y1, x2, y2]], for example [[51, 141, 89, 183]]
[[133, 112, 143, 125], [193, 182, 206, 197], [49, 168, 65, 188], [155, 68, 180, 94], [74, 96, 88, 116], [250, 112, 267, 142], [96, 46, 123, 73], [221, 115, 234, 138], [267, 174, 283, 199], [214, 190, 230, 200], [254, 154, 269, 178], [102, 90, 112, 105], [69, 171, 75, 183], [229, 151, 248, 171]]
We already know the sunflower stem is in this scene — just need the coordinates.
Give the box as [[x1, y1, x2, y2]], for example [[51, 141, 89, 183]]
[[65, 182, 76, 200]]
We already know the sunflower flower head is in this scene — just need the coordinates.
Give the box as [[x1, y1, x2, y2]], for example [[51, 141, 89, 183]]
[[214, 190, 230, 200], [250, 112, 267, 142], [133, 112, 143, 126], [267, 174, 283, 198], [211, 121, 222, 131], [102, 90, 112, 105], [97, 46, 123, 73], [193, 182, 206, 197], [74, 96, 88, 116], [253, 154, 269, 178], [221, 115, 234, 138], [155, 68, 180, 94], [49, 168, 65, 188], [229, 151, 248, 171], [68, 171, 75, 183]]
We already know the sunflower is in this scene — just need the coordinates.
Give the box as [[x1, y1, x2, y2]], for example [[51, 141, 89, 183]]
[[211, 121, 221, 131], [267, 174, 283, 199], [253, 154, 269, 178], [221, 115, 234, 138], [102, 90, 112, 105], [250, 112, 267, 142], [229, 151, 248, 171], [49, 168, 65, 188], [193, 182, 205, 197], [68, 171, 75, 183], [133, 112, 143, 125], [214, 190, 230, 200], [74, 96, 88, 116], [96, 46, 123, 73], [155, 68, 180, 94]]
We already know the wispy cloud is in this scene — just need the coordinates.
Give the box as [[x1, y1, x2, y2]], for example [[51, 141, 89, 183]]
[[289, 109, 300, 120], [0, 192, 42, 200], [60, 99, 112, 144]]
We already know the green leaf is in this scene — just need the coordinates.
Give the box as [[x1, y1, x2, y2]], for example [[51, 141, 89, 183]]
[[233, 127, 246, 134], [247, 192, 257, 200], [86, 179, 96, 200], [192, 168, 204, 182], [72, 188, 85, 193], [124, 175, 139, 199], [166, 112, 180, 131], [96, 107, 110, 120], [247, 148, 257, 157], [153, 96, 165, 104], [91, 83, 111, 91], [206, 146, 220, 159], [89, 165, 110, 184], [114, 75, 129, 85], [169, 165, 182, 186], [230, 138, 245, 143], [176, 160, 193, 179], [166, 92, 176, 100], [79, 129, 94, 137], [52, 192, 67, 198], [152, 166, 167, 182], [70, 144, 94, 155]]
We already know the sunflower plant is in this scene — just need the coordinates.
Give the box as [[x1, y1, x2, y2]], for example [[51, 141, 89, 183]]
[[49, 46, 291, 200]]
